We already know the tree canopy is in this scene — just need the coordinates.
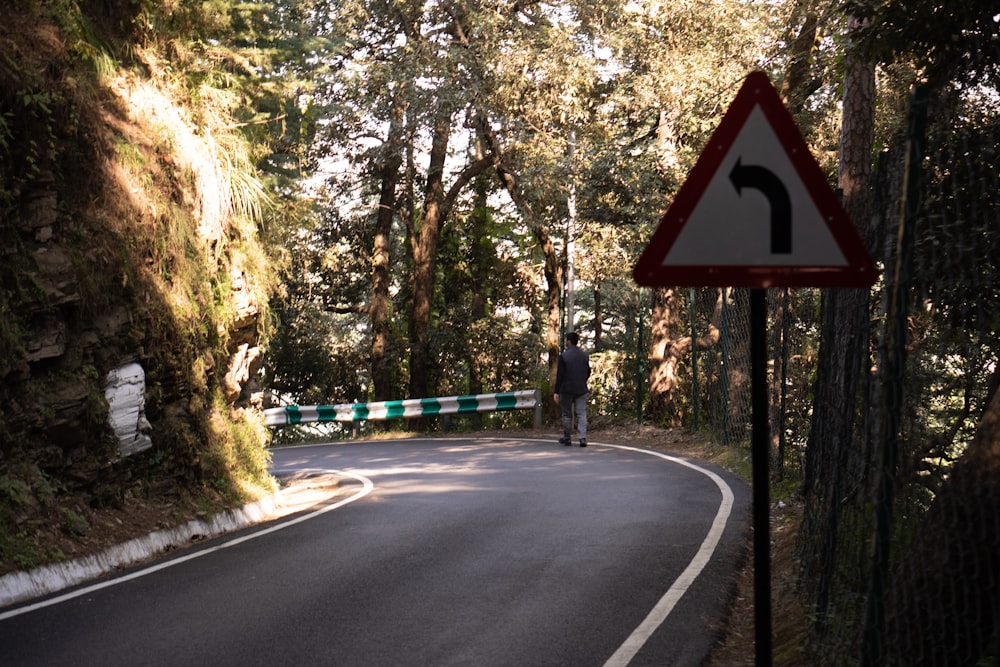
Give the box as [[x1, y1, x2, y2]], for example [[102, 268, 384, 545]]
[[4, 0, 998, 661]]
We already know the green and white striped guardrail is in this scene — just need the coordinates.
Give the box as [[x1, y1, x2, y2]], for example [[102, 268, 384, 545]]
[[264, 389, 543, 429]]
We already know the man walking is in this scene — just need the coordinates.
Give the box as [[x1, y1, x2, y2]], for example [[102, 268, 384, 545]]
[[553, 331, 591, 447]]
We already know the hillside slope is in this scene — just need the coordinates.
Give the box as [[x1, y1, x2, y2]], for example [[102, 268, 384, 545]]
[[1, 2, 275, 574]]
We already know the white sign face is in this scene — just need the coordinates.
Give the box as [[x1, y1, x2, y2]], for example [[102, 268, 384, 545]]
[[661, 106, 846, 267]]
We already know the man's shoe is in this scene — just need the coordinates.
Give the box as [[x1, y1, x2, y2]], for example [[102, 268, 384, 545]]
[[559, 437, 571, 446], [579, 439, 587, 447]]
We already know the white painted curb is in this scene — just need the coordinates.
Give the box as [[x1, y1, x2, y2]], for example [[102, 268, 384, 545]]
[[0, 490, 283, 609]]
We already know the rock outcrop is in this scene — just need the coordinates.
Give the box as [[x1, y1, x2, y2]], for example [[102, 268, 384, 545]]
[[0, 6, 274, 571]]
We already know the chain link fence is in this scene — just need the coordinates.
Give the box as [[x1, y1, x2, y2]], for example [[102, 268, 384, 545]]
[[659, 60, 1000, 667], [804, 71, 998, 664], [793, 62, 999, 664]]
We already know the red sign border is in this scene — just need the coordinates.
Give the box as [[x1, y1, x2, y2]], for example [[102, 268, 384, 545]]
[[632, 71, 878, 288]]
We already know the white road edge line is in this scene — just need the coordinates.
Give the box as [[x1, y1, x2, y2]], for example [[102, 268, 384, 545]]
[[450, 435, 737, 664], [3, 435, 735, 666], [599, 443, 736, 667], [0, 469, 374, 622]]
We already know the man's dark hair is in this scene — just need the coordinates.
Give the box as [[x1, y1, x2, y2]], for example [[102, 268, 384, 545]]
[[566, 331, 579, 345]]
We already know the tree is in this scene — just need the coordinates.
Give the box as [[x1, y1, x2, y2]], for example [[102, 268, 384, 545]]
[[370, 88, 407, 403], [291, 1, 576, 406], [864, 7, 1000, 659], [883, 378, 1000, 665], [786, 1, 1000, 662], [800, 4, 878, 620], [596, 0, 781, 423], [274, 0, 798, 426]]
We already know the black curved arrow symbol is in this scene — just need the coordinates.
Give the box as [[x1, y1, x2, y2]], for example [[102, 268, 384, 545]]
[[729, 158, 792, 254]]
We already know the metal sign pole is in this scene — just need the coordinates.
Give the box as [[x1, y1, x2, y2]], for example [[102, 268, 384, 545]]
[[751, 287, 772, 666]]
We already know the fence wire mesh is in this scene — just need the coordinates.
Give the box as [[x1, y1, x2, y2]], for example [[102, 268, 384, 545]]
[[794, 64, 999, 666], [672, 57, 1000, 667]]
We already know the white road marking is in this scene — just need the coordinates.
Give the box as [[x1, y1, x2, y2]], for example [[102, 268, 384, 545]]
[[411, 434, 738, 664], [598, 443, 736, 667], [2, 435, 736, 666], [0, 469, 374, 621]]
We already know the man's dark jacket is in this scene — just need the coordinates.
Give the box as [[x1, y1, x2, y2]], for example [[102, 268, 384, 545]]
[[555, 345, 590, 397]]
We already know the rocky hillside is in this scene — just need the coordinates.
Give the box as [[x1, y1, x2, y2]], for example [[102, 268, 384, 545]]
[[1, 2, 275, 573]]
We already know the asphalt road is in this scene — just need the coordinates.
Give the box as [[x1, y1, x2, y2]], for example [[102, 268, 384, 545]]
[[0, 436, 750, 666]]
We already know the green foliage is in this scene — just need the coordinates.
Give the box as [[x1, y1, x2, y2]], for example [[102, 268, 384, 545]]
[[2, 83, 59, 185], [0, 253, 38, 376], [588, 350, 640, 418], [0, 108, 10, 152], [0, 465, 61, 570], [258, 0, 801, 420], [0, 475, 34, 510], [0, 0, 294, 573], [266, 302, 370, 404], [59, 507, 89, 537]]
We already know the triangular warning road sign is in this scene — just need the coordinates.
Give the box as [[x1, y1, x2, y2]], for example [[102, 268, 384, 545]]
[[633, 71, 877, 288]]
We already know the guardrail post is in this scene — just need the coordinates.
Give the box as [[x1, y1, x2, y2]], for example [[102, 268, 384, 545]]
[[533, 389, 542, 429]]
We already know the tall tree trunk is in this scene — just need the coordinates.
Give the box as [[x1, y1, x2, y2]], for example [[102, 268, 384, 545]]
[[837, 17, 878, 490], [371, 91, 406, 404], [884, 378, 1000, 666], [539, 224, 563, 400], [645, 106, 684, 425], [646, 287, 682, 425], [474, 114, 562, 407], [405, 106, 494, 406], [465, 144, 493, 428], [408, 112, 451, 401], [508, 176, 562, 399], [801, 12, 877, 618], [489, 165, 562, 402], [779, 0, 822, 116], [593, 283, 602, 351], [564, 131, 578, 333], [646, 288, 726, 425]]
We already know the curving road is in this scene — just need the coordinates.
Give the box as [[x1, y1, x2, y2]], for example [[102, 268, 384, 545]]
[[0, 436, 749, 666]]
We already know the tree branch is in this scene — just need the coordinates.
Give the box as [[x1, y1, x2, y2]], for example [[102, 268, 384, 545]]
[[440, 155, 496, 221]]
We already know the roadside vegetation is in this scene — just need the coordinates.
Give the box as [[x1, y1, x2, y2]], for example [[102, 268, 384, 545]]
[[2, 1, 998, 664]]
